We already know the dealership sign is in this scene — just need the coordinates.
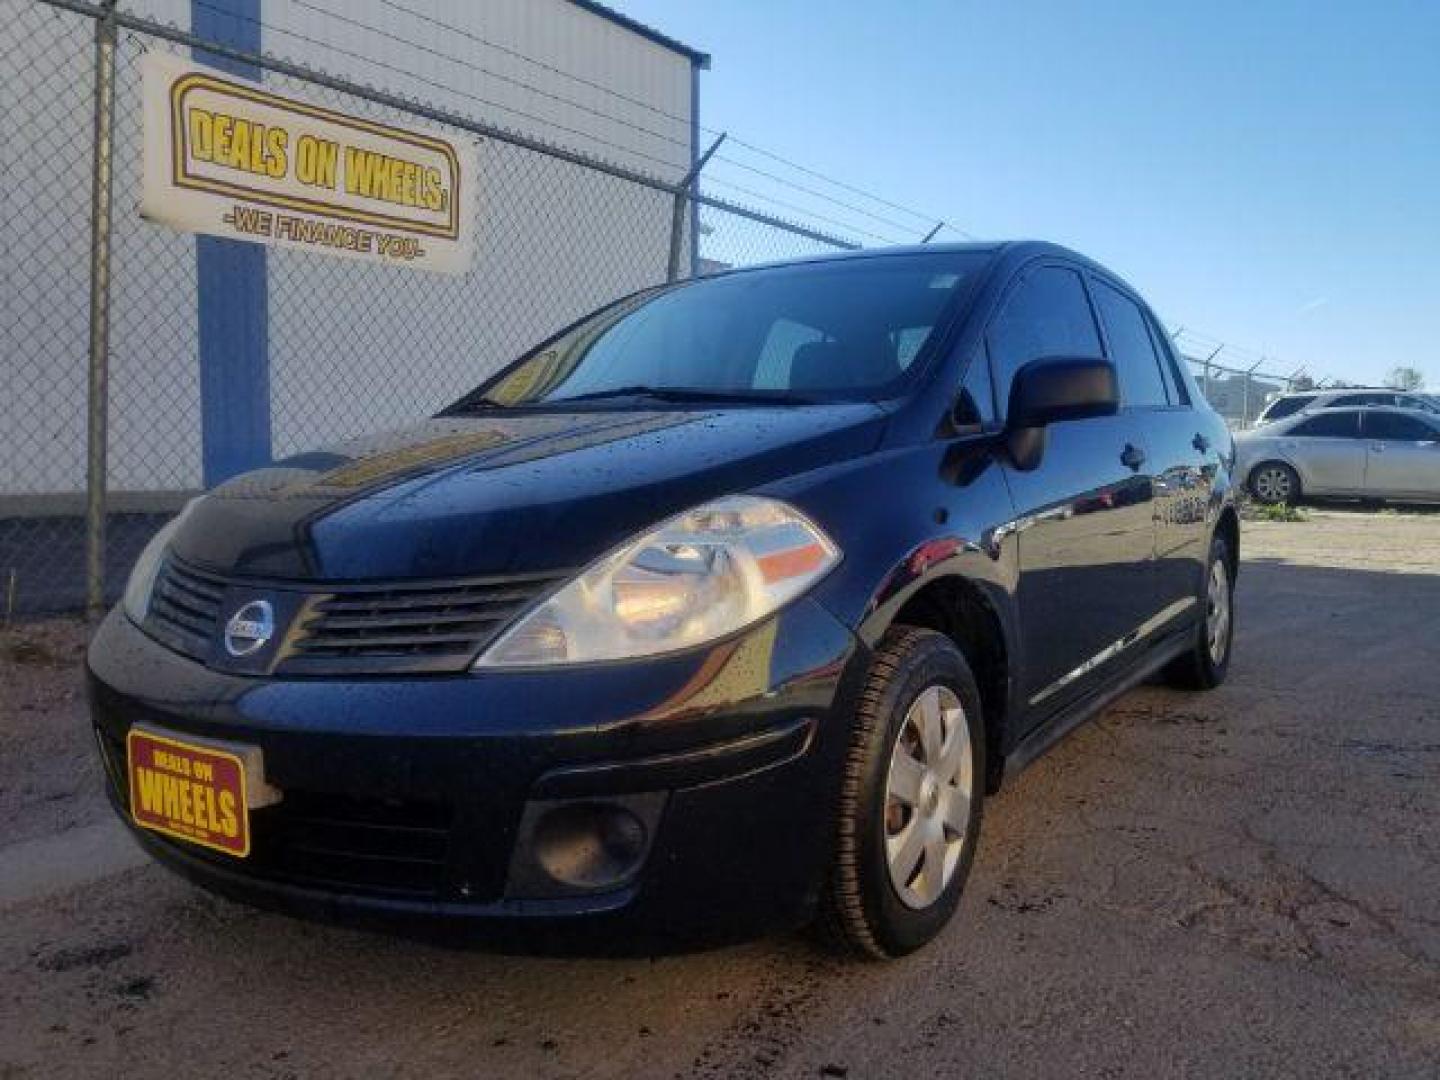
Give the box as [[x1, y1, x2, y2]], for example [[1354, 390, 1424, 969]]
[[142, 53, 476, 274]]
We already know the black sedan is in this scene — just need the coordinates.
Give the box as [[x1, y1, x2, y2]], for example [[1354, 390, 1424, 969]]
[[89, 241, 1237, 957]]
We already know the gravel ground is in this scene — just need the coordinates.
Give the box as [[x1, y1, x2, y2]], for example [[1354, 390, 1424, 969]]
[[1, 507, 1437, 1079]]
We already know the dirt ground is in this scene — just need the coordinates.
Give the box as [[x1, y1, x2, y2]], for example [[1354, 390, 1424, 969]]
[[2, 507, 1438, 1079]]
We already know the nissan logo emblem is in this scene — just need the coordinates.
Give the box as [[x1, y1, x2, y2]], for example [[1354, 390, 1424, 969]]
[[223, 599, 275, 658]]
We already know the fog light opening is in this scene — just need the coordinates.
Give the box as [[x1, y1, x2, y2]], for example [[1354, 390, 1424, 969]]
[[533, 802, 648, 891]]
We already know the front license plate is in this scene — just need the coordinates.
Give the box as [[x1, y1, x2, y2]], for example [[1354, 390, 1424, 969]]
[[127, 728, 251, 858]]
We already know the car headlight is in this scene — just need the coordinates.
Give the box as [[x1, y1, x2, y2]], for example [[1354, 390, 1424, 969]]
[[475, 495, 840, 668], [122, 500, 197, 624]]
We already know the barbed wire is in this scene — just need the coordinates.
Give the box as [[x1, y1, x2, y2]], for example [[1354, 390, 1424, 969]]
[[291, 0, 966, 239], [371, 0, 697, 130], [292, 0, 942, 241], [285, 0, 698, 154], [699, 178, 911, 246]]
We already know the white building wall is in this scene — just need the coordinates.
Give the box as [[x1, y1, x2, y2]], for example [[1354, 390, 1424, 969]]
[[256, 0, 695, 461]]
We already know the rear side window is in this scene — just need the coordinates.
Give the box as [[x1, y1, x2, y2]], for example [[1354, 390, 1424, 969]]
[[1092, 281, 1170, 408], [1396, 394, 1440, 414], [1290, 411, 1361, 437], [1263, 396, 1309, 420], [1365, 412, 1437, 441], [1329, 392, 1389, 408], [988, 266, 1102, 414]]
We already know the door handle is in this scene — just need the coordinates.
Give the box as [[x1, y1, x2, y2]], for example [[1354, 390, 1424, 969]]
[[1192, 433, 1210, 454], [1120, 443, 1146, 470], [1371, 444, 1386, 453]]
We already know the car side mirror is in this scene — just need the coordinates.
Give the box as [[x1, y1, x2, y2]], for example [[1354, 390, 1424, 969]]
[[1005, 357, 1119, 471]]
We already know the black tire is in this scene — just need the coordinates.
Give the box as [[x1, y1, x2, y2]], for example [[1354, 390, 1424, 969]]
[[1248, 461, 1301, 506], [817, 626, 985, 960], [1164, 532, 1235, 691]]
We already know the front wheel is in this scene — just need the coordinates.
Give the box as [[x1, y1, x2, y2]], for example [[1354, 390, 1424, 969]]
[[1164, 533, 1235, 690], [817, 626, 985, 960]]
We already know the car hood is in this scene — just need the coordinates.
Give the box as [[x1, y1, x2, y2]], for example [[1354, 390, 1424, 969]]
[[171, 404, 887, 580]]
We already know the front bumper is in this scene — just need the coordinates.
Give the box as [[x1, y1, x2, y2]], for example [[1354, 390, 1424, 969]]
[[87, 600, 863, 950]]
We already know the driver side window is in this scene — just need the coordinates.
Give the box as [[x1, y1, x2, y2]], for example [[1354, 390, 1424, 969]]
[[1290, 411, 1362, 438], [987, 266, 1103, 418]]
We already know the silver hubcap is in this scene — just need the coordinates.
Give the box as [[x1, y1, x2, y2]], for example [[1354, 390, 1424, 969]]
[[1254, 466, 1291, 503], [1206, 559, 1231, 664], [884, 685, 972, 910]]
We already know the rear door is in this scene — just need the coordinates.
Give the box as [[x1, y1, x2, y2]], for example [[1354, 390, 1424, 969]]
[[987, 264, 1157, 725], [1279, 410, 1366, 493], [1362, 411, 1440, 498], [1090, 277, 1213, 612]]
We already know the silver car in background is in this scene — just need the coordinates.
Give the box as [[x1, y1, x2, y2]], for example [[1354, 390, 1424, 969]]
[[1256, 388, 1440, 424], [1235, 406, 1440, 505]]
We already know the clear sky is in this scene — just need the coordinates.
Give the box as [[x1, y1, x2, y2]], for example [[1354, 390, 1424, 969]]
[[618, 0, 1439, 387]]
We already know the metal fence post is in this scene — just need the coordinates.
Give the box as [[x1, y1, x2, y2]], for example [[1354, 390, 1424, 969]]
[[85, 0, 119, 619], [1201, 345, 1223, 405], [667, 133, 725, 282], [1242, 360, 1262, 426]]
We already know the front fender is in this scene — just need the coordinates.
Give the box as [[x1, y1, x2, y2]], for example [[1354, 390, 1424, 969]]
[[760, 437, 1023, 699], [1236, 442, 1297, 488]]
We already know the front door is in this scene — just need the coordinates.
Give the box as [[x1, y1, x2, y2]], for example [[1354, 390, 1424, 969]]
[[1281, 410, 1367, 494], [984, 263, 1159, 728]]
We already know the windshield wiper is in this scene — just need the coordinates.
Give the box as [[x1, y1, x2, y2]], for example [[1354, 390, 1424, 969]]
[[551, 385, 812, 406]]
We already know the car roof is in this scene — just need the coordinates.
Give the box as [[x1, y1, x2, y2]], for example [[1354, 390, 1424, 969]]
[[1278, 404, 1438, 423], [711, 240, 1095, 277], [1276, 387, 1421, 399]]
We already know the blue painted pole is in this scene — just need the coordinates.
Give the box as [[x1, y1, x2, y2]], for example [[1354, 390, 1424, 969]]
[[192, 0, 270, 486]]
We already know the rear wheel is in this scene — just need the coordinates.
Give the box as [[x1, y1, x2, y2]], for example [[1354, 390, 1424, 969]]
[[1164, 533, 1234, 690], [1249, 461, 1300, 505], [817, 627, 984, 960]]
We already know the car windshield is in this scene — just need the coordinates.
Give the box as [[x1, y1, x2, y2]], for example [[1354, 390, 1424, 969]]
[[458, 252, 991, 407]]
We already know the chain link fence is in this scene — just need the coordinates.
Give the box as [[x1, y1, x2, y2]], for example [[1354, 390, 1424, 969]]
[[1171, 329, 1304, 429], [2, 0, 857, 617]]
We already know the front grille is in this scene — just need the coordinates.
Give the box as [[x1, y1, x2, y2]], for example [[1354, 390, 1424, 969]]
[[283, 570, 567, 675], [147, 558, 226, 662], [140, 557, 567, 675], [97, 725, 454, 898], [250, 790, 453, 898]]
